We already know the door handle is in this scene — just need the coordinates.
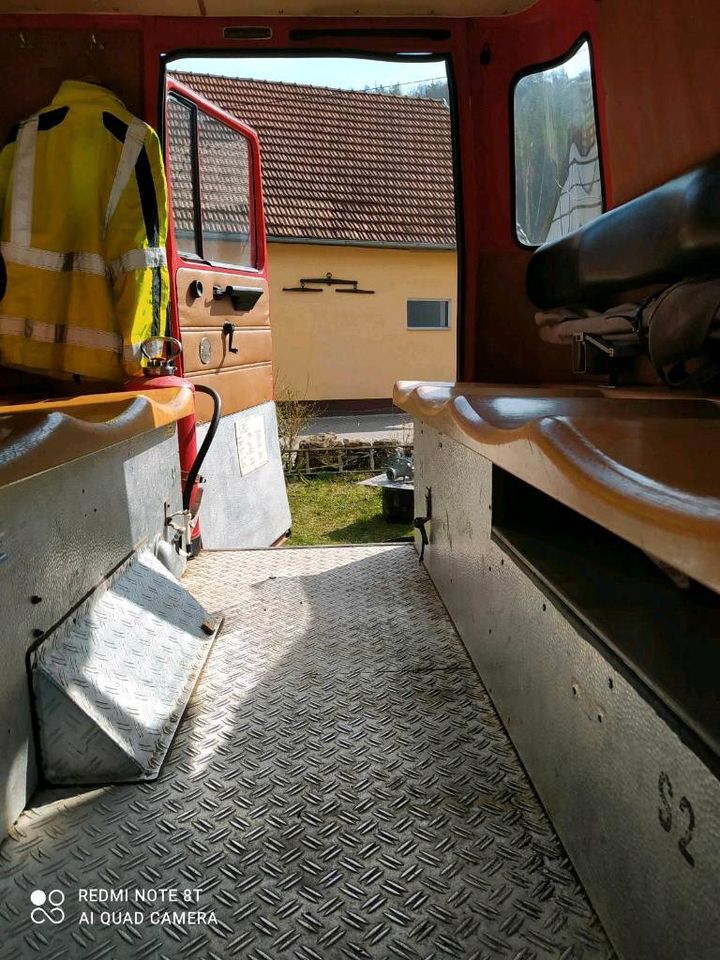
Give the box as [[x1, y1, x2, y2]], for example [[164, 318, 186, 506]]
[[222, 321, 239, 354], [212, 284, 263, 312]]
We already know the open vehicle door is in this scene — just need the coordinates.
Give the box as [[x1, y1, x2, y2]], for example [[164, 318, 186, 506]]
[[163, 77, 290, 548], [165, 77, 272, 419]]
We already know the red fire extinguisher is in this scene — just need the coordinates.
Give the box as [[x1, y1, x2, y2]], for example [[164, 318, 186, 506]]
[[126, 337, 221, 558]]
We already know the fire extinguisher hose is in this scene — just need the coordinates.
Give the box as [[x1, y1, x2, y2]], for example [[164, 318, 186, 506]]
[[182, 383, 222, 512]]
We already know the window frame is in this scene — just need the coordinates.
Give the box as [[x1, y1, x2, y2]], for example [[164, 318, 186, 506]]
[[167, 93, 203, 262], [406, 298, 452, 331], [166, 91, 258, 271], [509, 33, 606, 251]]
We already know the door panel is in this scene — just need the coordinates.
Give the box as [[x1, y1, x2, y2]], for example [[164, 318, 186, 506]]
[[191, 365, 274, 422], [176, 267, 269, 329], [165, 79, 272, 422], [181, 328, 273, 375]]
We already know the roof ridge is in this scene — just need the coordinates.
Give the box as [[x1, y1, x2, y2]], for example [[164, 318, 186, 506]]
[[170, 69, 449, 109]]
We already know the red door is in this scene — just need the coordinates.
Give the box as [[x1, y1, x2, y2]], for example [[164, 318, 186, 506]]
[[164, 78, 272, 422]]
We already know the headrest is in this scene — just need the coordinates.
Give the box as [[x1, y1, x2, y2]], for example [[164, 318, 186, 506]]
[[527, 155, 720, 309]]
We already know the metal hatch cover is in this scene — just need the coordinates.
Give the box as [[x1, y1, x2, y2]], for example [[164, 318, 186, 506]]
[[30, 550, 221, 785], [1, 545, 614, 959]]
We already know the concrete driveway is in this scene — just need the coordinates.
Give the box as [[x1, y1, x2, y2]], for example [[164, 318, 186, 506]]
[[300, 413, 413, 444]]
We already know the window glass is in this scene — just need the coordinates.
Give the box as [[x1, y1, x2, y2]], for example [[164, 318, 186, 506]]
[[166, 96, 200, 259], [514, 40, 602, 247], [407, 300, 450, 329], [197, 111, 253, 268]]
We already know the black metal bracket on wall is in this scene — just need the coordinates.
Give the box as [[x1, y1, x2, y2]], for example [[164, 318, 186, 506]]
[[413, 487, 432, 564], [283, 271, 375, 294]]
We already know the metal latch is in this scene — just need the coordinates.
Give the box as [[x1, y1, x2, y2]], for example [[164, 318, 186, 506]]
[[413, 487, 432, 564], [165, 504, 195, 557], [222, 321, 239, 354]]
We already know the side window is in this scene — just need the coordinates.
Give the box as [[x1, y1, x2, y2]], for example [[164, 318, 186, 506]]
[[167, 96, 200, 259], [198, 111, 253, 269], [166, 95, 255, 269], [407, 299, 450, 330], [513, 39, 603, 247]]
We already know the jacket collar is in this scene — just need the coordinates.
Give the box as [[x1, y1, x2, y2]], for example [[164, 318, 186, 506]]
[[52, 80, 126, 111]]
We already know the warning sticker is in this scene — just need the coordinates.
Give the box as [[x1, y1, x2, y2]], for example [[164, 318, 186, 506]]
[[235, 414, 268, 476]]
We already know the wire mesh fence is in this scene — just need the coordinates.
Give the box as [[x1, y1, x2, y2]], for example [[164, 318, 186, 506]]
[[285, 441, 413, 476]]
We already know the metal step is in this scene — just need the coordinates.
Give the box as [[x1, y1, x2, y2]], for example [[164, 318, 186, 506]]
[[0, 545, 615, 959], [30, 550, 220, 785]]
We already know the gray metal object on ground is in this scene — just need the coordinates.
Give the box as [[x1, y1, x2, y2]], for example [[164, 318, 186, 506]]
[[358, 472, 413, 490], [0, 545, 612, 959], [31, 550, 220, 784]]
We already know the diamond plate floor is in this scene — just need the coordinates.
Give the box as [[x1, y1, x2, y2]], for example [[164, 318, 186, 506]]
[[0, 545, 616, 960]]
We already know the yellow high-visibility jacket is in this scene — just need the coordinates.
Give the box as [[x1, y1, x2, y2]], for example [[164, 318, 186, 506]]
[[0, 80, 170, 382]]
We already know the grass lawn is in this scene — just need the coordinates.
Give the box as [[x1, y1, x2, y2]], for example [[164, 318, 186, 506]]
[[285, 473, 413, 546]]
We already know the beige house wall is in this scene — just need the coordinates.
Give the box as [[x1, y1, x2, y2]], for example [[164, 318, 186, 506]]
[[267, 242, 457, 401]]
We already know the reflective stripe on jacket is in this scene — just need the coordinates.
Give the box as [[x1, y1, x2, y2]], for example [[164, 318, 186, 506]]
[[0, 80, 170, 381]]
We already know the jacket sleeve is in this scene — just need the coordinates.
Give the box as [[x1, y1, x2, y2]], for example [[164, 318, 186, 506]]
[[104, 122, 170, 376]]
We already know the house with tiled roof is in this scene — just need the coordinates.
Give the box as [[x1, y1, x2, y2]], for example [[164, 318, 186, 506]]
[[171, 72, 457, 406]]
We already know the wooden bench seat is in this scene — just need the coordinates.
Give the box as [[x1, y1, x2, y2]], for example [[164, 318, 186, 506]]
[[394, 380, 720, 594], [0, 387, 193, 488]]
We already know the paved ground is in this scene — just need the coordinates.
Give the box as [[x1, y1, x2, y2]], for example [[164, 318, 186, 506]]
[[301, 413, 413, 443]]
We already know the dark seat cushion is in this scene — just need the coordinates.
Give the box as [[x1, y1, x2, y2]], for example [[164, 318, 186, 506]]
[[527, 155, 720, 309]]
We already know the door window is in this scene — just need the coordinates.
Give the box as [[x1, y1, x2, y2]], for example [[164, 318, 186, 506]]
[[166, 95, 255, 269], [513, 39, 603, 247], [167, 96, 200, 259], [198, 111, 253, 268]]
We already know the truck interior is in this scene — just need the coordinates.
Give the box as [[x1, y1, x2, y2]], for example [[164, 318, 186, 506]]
[[1, 2, 719, 959]]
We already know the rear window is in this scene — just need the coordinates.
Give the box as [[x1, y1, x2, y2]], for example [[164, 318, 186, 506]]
[[513, 39, 603, 247]]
